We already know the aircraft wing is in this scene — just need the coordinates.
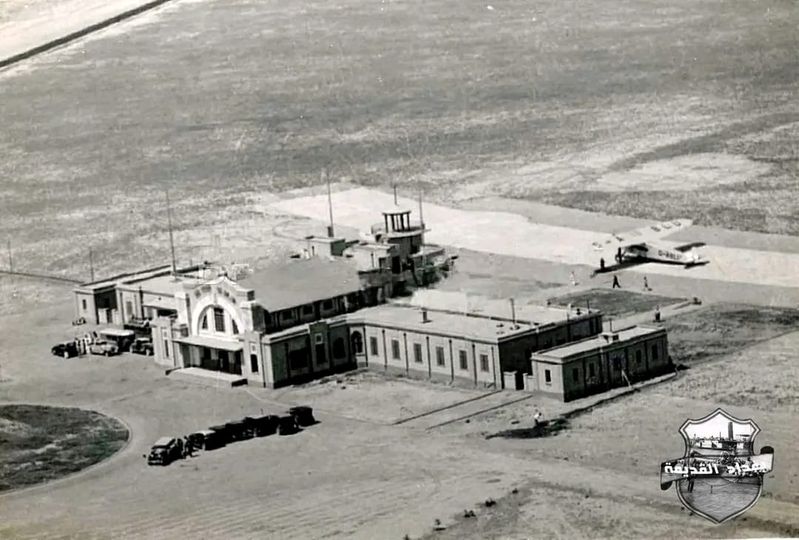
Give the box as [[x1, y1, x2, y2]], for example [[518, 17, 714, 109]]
[[592, 219, 693, 251]]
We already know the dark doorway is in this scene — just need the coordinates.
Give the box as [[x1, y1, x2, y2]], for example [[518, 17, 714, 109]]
[[315, 343, 327, 366], [233, 351, 242, 375], [220, 351, 230, 373]]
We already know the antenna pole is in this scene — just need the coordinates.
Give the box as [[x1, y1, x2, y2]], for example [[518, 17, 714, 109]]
[[166, 190, 177, 276], [325, 169, 335, 238], [89, 248, 95, 282]]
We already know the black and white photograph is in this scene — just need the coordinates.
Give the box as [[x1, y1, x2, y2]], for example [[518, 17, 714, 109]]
[[1, 0, 798, 538]]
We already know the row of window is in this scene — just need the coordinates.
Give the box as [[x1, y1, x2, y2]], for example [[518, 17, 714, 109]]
[[200, 307, 239, 334], [542, 343, 662, 386], [369, 336, 491, 373]]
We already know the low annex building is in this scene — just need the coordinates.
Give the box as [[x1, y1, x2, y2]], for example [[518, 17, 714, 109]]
[[348, 299, 603, 389], [529, 326, 670, 401]]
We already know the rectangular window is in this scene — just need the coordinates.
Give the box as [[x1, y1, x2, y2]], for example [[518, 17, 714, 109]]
[[201, 314, 208, 330], [370, 336, 379, 356], [636, 349, 643, 365], [391, 339, 401, 360], [589, 363, 596, 378], [480, 354, 489, 372], [82, 299, 87, 310], [413, 343, 423, 364], [544, 369, 551, 384], [651, 344, 659, 360], [572, 367, 579, 383], [163, 340, 169, 358], [280, 310, 294, 321], [322, 300, 334, 310], [302, 305, 314, 315], [435, 346, 445, 367], [213, 307, 225, 333], [459, 350, 468, 371], [250, 354, 259, 373]]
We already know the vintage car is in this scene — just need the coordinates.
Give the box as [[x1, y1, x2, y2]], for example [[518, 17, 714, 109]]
[[147, 437, 183, 466], [289, 406, 316, 427], [130, 337, 154, 356], [187, 429, 224, 451], [51, 341, 80, 359], [88, 340, 119, 356], [277, 415, 299, 436], [249, 415, 280, 437], [99, 328, 136, 353]]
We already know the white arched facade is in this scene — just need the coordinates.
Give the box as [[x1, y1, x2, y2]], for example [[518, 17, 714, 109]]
[[191, 293, 246, 338]]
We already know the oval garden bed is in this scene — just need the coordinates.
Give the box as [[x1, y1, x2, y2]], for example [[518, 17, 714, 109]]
[[0, 404, 129, 492]]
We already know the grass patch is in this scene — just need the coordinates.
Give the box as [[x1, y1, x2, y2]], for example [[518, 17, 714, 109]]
[[664, 304, 799, 365], [0, 405, 129, 492], [549, 288, 683, 319]]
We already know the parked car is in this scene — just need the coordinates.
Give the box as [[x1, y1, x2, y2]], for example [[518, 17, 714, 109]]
[[208, 424, 231, 445], [250, 415, 279, 437], [147, 437, 183, 466], [130, 337, 154, 356], [88, 340, 119, 356], [225, 420, 252, 442], [51, 341, 79, 359], [289, 406, 316, 427], [187, 429, 224, 451], [277, 415, 299, 436], [99, 328, 135, 353]]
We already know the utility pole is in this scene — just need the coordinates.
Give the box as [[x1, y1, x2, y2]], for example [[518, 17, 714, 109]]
[[325, 168, 335, 238], [166, 190, 177, 276], [6, 239, 12, 273], [510, 298, 517, 327], [89, 248, 95, 282]]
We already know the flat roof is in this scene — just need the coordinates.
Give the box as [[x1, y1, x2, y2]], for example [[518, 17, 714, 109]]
[[237, 257, 363, 313], [398, 290, 598, 326], [77, 264, 172, 290], [118, 273, 204, 296], [349, 304, 533, 343], [306, 236, 346, 243], [533, 326, 664, 362]]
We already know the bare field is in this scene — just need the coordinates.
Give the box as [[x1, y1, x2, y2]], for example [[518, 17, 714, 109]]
[[549, 288, 684, 319], [664, 303, 799, 366], [0, 0, 798, 286]]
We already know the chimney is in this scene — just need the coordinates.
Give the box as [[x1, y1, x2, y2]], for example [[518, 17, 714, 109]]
[[421, 308, 430, 323], [728, 421, 734, 441]]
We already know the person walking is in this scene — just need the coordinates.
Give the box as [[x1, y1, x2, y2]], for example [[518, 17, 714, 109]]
[[643, 276, 651, 291], [612, 274, 621, 289]]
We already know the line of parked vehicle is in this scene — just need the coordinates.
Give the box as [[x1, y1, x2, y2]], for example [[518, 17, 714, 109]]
[[51, 328, 153, 359], [146, 406, 317, 466]]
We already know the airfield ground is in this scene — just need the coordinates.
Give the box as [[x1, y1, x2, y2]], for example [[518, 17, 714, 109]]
[[1, 0, 799, 537]]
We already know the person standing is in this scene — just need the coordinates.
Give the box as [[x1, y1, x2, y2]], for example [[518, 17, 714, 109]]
[[570, 271, 578, 286], [643, 276, 651, 291], [612, 275, 621, 289]]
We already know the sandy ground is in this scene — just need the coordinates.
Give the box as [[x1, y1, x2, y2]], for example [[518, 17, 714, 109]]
[[271, 187, 799, 289], [1, 298, 798, 539]]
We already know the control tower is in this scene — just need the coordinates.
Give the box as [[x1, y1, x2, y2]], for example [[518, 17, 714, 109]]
[[371, 205, 425, 259]]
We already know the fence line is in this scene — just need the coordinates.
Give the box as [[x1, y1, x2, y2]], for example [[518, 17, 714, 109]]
[[0, 269, 82, 285]]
